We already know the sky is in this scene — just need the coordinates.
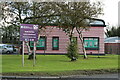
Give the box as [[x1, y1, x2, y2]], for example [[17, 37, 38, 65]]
[[92, 0, 120, 27]]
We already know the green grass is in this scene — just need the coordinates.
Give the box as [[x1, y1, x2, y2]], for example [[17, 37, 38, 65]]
[[1, 54, 119, 74]]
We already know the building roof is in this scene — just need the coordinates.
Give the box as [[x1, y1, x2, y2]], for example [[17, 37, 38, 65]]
[[104, 37, 120, 43], [89, 18, 106, 27], [36, 18, 106, 27]]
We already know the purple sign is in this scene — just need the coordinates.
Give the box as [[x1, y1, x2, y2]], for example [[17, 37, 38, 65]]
[[20, 24, 38, 41]]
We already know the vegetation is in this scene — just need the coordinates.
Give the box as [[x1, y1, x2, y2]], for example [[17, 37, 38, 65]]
[[67, 39, 79, 61], [2, 54, 118, 74], [1, 2, 58, 59], [105, 26, 120, 37], [1, 2, 103, 60], [54, 2, 103, 59], [1, 25, 20, 44]]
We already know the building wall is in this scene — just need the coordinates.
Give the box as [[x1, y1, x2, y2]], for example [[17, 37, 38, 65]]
[[105, 43, 120, 54], [82, 27, 105, 54], [24, 26, 105, 54]]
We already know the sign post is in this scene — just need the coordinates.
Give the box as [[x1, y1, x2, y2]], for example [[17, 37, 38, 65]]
[[33, 42, 36, 66], [22, 41, 25, 67], [20, 24, 38, 67]]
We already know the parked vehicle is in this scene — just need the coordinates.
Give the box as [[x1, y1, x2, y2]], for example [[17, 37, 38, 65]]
[[0, 44, 15, 54], [0, 44, 4, 54]]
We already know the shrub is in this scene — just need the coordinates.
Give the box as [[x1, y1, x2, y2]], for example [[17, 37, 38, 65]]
[[67, 40, 79, 61]]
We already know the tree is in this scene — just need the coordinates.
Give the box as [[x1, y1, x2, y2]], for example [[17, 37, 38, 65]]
[[52, 2, 103, 59], [2, 2, 59, 59], [1, 22, 20, 44], [105, 26, 120, 37], [67, 38, 79, 61], [2, 2, 103, 60]]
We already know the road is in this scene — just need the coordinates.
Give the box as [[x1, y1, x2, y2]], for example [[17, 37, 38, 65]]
[[1, 73, 120, 80]]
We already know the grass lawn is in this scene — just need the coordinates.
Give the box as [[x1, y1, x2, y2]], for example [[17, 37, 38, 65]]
[[1, 54, 119, 76]]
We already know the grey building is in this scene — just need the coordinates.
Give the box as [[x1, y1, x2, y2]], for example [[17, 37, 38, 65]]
[[105, 37, 120, 43], [104, 37, 120, 54]]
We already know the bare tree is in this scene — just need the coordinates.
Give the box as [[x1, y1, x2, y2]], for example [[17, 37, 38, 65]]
[[2, 2, 103, 60], [2, 2, 59, 59], [52, 2, 103, 59]]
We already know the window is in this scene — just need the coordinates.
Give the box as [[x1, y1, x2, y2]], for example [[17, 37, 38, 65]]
[[30, 36, 46, 50], [0, 46, 3, 49], [7, 45, 12, 48], [52, 37, 59, 50], [83, 37, 99, 50]]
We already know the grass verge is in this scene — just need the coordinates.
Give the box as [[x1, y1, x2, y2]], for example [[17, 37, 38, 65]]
[[1, 54, 119, 76]]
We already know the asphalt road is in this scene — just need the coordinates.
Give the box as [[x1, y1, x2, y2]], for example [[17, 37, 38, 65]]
[[1, 73, 120, 80]]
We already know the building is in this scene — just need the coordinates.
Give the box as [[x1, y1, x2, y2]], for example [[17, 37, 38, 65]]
[[104, 37, 120, 54], [24, 19, 106, 55]]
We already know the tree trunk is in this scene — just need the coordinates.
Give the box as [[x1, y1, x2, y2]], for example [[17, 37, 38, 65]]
[[25, 42, 34, 60], [27, 32, 41, 60], [28, 53, 34, 60], [69, 27, 74, 43], [78, 34, 87, 59], [76, 28, 87, 59], [69, 28, 78, 61]]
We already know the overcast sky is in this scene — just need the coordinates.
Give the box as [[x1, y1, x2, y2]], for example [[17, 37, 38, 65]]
[[93, 0, 120, 27]]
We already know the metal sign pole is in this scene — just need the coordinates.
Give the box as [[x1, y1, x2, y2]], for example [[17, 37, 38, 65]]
[[33, 41, 36, 66], [22, 41, 25, 67]]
